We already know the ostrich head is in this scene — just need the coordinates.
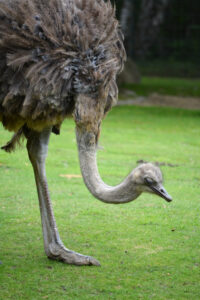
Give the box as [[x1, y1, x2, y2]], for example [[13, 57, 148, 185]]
[[132, 163, 172, 202], [75, 112, 172, 204]]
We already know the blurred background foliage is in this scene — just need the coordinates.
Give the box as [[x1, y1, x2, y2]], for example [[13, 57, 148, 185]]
[[112, 0, 200, 78]]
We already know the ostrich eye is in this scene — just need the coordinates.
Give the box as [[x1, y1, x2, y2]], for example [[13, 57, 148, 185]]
[[144, 177, 155, 186]]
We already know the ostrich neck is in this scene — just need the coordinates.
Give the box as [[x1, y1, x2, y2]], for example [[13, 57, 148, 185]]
[[76, 129, 140, 204]]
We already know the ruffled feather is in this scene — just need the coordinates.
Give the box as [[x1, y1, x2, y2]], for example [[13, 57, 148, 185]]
[[0, 0, 126, 132]]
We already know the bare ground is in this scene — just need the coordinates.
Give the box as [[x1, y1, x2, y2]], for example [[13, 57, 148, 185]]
[[118, 93, 200, 110]]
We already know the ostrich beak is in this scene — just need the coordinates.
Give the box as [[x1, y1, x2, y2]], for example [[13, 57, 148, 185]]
[[150, 184, 172, 202]]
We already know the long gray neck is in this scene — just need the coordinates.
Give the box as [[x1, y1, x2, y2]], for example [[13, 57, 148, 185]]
[[76, 129, 140, 204]]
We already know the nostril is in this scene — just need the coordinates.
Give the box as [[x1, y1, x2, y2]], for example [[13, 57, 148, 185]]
[[160, 189, 164, 193]]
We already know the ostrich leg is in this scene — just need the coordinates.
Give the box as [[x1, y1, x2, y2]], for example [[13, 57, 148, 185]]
[[26, 127, 100, 266]]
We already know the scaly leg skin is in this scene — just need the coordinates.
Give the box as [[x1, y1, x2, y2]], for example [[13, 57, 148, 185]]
[[26, 127, 100, 266]]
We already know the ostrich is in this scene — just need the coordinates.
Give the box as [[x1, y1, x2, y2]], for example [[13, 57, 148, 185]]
[[0, 0, 172, 266]]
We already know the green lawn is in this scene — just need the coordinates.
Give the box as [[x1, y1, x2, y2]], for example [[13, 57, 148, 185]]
[[137, 60, 200, 79], [0, 106, 200, 299], [121, 77, 200, 98]]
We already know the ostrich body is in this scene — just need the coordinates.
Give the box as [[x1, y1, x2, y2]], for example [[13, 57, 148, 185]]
[[0, 0, 172, 266]]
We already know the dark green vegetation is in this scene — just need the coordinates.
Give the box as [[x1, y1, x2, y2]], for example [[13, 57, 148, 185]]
[[122, 77, 200, 98], [1, 106, 200, 299], [114, 0, 200, 75], [115, 0, 200, 78]]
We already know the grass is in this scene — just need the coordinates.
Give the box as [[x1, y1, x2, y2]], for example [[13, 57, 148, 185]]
[[137, 60, 200, 79], [121, 77, 200, 98], [0, 105, 200, 299]]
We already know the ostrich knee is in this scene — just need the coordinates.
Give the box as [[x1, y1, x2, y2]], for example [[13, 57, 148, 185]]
[[26, 129, 50, 165]]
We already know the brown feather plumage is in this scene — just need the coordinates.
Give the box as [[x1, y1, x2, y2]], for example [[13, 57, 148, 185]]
[[0, 0, 126, 137]]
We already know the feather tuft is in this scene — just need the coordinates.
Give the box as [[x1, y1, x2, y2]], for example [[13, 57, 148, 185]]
[[0, 0, 126, 134]]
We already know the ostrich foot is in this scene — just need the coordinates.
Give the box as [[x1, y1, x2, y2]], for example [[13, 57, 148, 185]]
[[47, 242, 100, 266]]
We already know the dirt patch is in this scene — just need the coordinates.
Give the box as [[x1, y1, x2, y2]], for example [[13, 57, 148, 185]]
[[118, 93, 200, 110], [59, 174, 82, 179]]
